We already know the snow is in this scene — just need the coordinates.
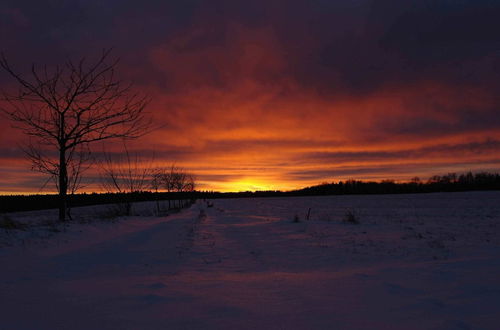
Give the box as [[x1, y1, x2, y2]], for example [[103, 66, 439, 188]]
[[1, 191, 500, 329]]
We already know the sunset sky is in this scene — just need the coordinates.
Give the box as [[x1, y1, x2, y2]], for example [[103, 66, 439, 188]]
[[1, 0, 499, 193]]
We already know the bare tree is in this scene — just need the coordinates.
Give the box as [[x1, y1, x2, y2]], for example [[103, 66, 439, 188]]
[[152, 165, 195, 210], [0, 50, 151, 221], [182, 173, 196, 208], [25, 141, 91, 194], [100, 145, 154, 216], [27, 142, 92, 220], [184, 174, 196, 193], [151, 169, 164, 214], [168, 166, 195, 208], [163, 165, 179, 209]]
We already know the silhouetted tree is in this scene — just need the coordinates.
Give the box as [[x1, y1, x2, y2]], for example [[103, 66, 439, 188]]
[[162, 165, 178, 209], [0, 50, 151, 221], [427, 175, 442, 184], [154, 165, 195, 209], [151, 169, 164, 214], [100, 145, 154, 216]]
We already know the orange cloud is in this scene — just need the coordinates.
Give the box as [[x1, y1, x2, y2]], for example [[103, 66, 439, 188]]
[[1, 21, 499, 194]]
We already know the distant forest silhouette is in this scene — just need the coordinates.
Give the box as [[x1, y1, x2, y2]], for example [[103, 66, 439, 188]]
[[295, 171, 500, 195], [1, 171, 499, 213]]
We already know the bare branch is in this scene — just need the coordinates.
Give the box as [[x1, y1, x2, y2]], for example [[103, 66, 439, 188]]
[[0, 50, 153, 221]]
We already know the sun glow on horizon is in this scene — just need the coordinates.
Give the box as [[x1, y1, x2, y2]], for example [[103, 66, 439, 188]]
[[217, 180, 277, 192]]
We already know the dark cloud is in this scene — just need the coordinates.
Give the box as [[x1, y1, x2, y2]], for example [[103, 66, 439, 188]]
[[301, 139, 500, 163], [374, 106, 500, 139], [2, 0, 499, 92], [377, 0, 500, 61], [310, 0, 500, 93]]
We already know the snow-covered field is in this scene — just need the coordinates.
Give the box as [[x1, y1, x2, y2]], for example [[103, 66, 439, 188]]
[[1, 192, 499, 329]]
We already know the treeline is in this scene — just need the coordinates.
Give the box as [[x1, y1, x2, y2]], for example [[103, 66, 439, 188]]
[[0, 191, 196, 214], [1, 171, 499, 213], [198, 171, 500, 198], [0, 190, 285, 213], [295, 171, 500, 196]]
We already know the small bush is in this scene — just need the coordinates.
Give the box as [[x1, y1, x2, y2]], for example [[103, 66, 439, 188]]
[[343, 209, 359, 224], [0, 215, 27, 231]]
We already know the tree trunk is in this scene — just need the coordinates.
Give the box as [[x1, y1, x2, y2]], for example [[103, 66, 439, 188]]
[[59, 147, 68, 222]]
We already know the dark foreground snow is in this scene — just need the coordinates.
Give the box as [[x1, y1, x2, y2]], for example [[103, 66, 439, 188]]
[[1, 191, 500, 329]]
